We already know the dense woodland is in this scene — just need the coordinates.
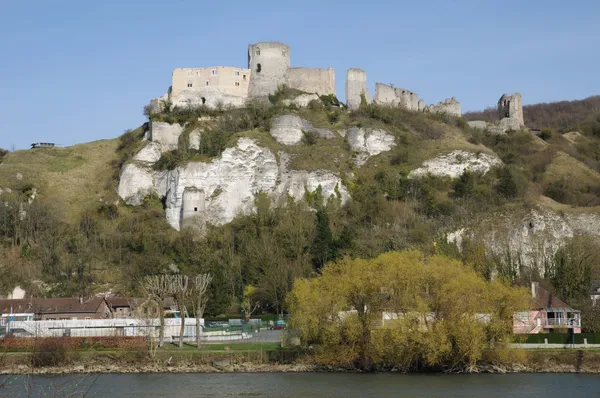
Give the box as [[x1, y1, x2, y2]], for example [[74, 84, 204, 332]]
[[1, 93, 600, 332]]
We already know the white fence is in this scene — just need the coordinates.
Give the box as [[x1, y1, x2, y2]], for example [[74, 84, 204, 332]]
[[3, 318, 252, 342]]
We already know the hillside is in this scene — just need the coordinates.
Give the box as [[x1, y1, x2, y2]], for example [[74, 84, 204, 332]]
[[0, 139, 121, 222], [1, 94, 600, 323]]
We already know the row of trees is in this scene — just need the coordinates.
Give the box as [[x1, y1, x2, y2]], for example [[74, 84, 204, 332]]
[[141, 273, 212, 348]]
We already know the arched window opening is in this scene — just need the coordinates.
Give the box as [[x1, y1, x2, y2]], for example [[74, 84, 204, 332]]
[[201, 97, 206, 105], [256, 63, 261, 73], [194, 207, 198, 212], [256, 48, 260, 56], [187, 81, 193, 88]]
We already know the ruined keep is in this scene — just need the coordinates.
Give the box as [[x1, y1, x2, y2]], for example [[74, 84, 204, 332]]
[[247, 42, 290, 98], [498, 93, 524, 127], [467, 93, 525, 134], [248, 41, 335, 99], [345, 68, 371, 111]]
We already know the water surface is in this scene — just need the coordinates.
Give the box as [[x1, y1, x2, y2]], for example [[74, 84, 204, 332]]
[[1, 372, 599, 397]]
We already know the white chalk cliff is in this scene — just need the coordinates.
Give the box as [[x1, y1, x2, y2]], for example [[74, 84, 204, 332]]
[[118, 137, 349, 230], [346, 127, 396, 165], [446, 207, 600, 273], [409, 150, 502, 178]]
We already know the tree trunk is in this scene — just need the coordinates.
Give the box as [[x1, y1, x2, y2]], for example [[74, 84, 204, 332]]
[[195, 296, 204, 350], [195, 314, 202, 349], [177, 296, 186, 348], [158, 306, 165, 348]]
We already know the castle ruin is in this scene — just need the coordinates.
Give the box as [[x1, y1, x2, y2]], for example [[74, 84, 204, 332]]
[[467, 92, 525, 133], [149, 41, 464, 117], [150, 41, 335, 110], [498, 93, 524, 127]]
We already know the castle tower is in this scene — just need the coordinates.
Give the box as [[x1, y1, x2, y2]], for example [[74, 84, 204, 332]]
[[247, 42, 291, 98], [498, 93, 524, 126], [345, 68, 371, 111], [181, 187, 205, 229]]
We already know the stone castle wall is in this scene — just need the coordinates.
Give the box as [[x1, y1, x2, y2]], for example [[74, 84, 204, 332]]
[[285, 67, 335, 96], [345, 68, 371, 111], [425, 97, 461, 116], [373, 83, 420, 111]]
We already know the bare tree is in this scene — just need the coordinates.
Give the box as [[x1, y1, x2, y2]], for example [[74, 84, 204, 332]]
[[190, 273, 213, 349], [168, 274, 190, 348], [141, 275, 172, 347]]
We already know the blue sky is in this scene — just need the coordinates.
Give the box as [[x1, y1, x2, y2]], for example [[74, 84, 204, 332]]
[[1, 0, 599, 150]]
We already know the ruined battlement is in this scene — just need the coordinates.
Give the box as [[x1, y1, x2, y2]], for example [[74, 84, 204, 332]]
[[147, 41, 478, 118], [425, 97, 461, 117]]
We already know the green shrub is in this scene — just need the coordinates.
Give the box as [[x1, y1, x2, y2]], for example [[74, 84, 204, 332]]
[[539, 128, 554, 141], [301, 130, 318, 146], [98, 203, 119, 220], [319, 94, 341, 107], [268, 85, 307, 105]]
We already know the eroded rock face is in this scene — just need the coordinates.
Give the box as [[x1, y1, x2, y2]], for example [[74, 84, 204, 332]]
[[409, 150, 502, 178], [269, 115, 313, 145], [118, 138, 349, 230], [347, 127, 396, 165], [447, 208, 600, 273], [160, 138, 279, 229], [133, 142, 162, 164], [149, 122, 183, 152], [118, 163, 156, 205]]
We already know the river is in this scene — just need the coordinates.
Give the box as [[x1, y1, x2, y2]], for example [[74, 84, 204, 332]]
[[1, 373, 599, 397]]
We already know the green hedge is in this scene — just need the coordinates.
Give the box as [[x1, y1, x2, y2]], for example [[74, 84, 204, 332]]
[[517, 333, 600, 344]]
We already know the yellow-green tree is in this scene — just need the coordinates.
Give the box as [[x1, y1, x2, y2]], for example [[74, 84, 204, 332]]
[[287, 250, 530, 371]]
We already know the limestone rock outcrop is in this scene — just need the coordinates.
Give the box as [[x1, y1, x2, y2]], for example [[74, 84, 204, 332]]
[[118, 137, 349, 230], [148, 122, 183, 152], [269, 115, 313, 145], [408, 150, 502, 178], [118, 163, 156, 205], [347, 127, 396, 165], [133, 142, 162, 164], [447, 207, 600, 273]]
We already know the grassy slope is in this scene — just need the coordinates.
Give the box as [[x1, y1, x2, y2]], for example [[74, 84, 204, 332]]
[[0, 139, 120, 222], [1, 101, 599, 226]]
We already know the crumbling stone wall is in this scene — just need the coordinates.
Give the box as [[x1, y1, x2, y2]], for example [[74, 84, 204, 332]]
[[247, 42, 290, 98], [498, 93, 524, 127], [425, 97, 461, 116], [285, 67, 335, 96], [345, 68, 371, 111], [373, 83, 419, 111]]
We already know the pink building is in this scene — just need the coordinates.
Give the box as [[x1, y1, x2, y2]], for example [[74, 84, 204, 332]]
[[513, 282, 581, 334]]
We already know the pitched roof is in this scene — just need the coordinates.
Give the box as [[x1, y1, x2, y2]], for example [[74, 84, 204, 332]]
[[106, 297, 137, 308], [0, 297, 106, 315], [533, 286, 577, 311]]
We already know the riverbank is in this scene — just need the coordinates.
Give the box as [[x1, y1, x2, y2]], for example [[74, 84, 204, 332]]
[[2, 348, 600, 375]]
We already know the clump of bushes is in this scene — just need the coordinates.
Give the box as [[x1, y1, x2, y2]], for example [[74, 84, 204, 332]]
[[268, 85, 308, 105], [0, 148, 8, 164]]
